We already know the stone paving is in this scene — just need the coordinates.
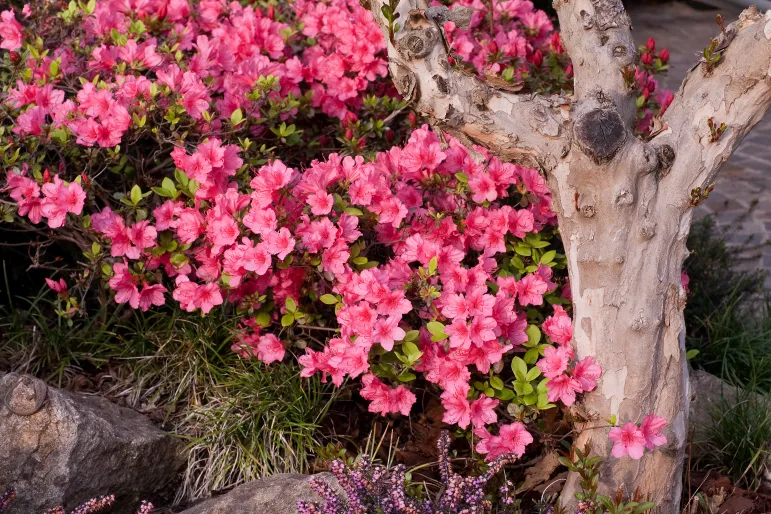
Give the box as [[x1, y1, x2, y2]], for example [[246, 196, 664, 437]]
[[629, 1, 771, 282]]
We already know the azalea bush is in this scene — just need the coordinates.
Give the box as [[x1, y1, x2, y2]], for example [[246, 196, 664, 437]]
[[1, 0, 673, 470]]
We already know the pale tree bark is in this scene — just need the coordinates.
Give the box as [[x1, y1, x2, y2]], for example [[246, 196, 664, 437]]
[[367, 0, 771, 512]]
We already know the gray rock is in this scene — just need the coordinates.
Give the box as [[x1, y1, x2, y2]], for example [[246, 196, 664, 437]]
[[178, 473, 341, 514], [0, 373, 185, 514]]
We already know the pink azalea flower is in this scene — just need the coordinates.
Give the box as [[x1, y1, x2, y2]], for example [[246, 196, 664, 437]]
[[546, 373, 582, 406], [256, 334, 286, 364], [572, 356, 602, 392], [470, 394, 499, 428], [517, 273, 548, 306], [609, 422, 646, 459], [45, 277, 68, 298], [542, 305, 573, 346], [194, 282, 223, 314], [475, 422, 533, 461], [441, 382, 472, 428], [537, 345, 571, 378], [308, 190, 334, 215], [372, 316, 405, 351], [138, 283, 167, 311], [640, 414, 667, 450]]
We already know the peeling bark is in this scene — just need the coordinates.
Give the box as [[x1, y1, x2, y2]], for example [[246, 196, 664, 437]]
[[367, 0, 771, 512]]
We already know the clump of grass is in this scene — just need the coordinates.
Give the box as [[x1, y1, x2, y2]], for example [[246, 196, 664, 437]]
[[176, 362, 335, 503], [0, 280, 336, 506], [684, 213, 771, 393], [703, 391, 771, 491]]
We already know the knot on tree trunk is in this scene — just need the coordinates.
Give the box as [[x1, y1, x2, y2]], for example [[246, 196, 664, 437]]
[[573, 108, 627, 163], [396, 27, 440, 60]]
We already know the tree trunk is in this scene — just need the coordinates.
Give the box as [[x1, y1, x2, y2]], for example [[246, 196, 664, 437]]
[[366, 0, 771, 510], [548, 159, 690, 511]]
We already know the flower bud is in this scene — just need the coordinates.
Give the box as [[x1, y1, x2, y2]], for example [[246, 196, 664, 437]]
[[384, 129, 394, 143], [408, 112, 417, 126], [550, 32, 563, 53], [642, 88, 650, 100], [9, 51, 21, 65], [532, 50, 543, 68], [345, 128, 354, 140], [43, 169, 51, 183], [267, 5, 275, 20], [659, 49, 669, 63], [646, 37, 655, 52], [646, 79, 656, 93], [641, 53, 653, 66], [565, 63, 573, 78]]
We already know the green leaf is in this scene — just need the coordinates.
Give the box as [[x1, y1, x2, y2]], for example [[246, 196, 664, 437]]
[[489, 376, 504, 390], [526, 324, 541, 346], [285, 297, 297, 312], [130, 184, 142, 205], [523, 347, 540, 364], [404, 330, 420, 342], [540, 250, 557, 264], [514, 381, 534, 396], [427, 257, 438, 276], [151, 187, 172, 198], [522, 392, 538, 406], [397, 371, 417, 382], [320, 294, 338, 305], [496, 388, 516, 401], [344, 207, 363, 216], [281, 313, 295, 326], [526, 367, 542, 381], [511, 357, 528, 382], [402, 341, 421, 358], [255, 311, 271, 327], [454, 172, 469, 183], [352, 256, 368, 265], [426, 321, 445, 336], [514, 244, 531, 256], [686, 349, 700, 361], [161, 177, 177, 195], [484, 387, 495, 397], [175, 168, 189, 186], [230, 108, 244, 126]]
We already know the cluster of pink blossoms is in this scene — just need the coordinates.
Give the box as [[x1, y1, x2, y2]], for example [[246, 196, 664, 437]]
[[4, 172, 86, 228], [2, 0, 388, 147], [442, 0, 554, 75], [609, 414, 668, 460]]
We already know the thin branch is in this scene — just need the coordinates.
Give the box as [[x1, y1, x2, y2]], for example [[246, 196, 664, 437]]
[[658, 8, 771, 194]]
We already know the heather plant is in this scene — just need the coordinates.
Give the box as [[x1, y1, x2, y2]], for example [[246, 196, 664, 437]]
[[0, 489, 152, 514], [297, 431, 525, 514], [298, 432, 660, 514]]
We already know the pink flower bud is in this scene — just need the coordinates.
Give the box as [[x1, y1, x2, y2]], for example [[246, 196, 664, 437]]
[[550, 32, 563, 53], [659, 49, 669, 63], [345, 128, 354, 140], [641, 53, 653, 66], [646, 37, 655, 52], [532, 50, 543, 68]]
